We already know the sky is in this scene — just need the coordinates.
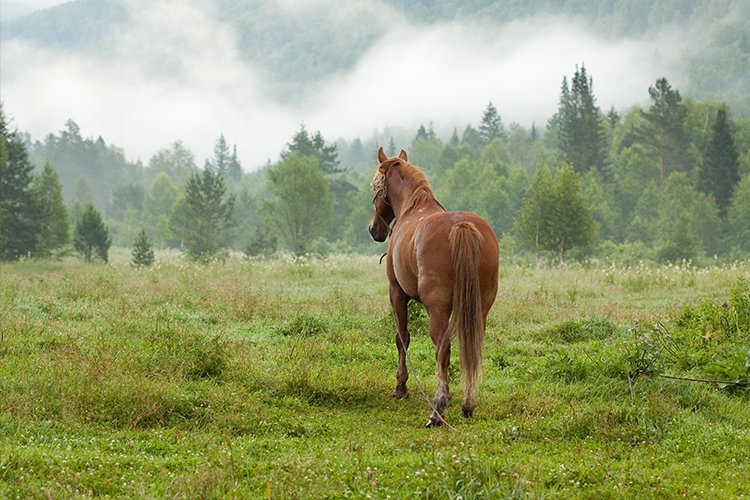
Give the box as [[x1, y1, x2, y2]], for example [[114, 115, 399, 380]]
[[0, 0, 685, 170]]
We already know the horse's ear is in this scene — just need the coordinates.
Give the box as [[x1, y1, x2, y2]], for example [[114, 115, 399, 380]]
[[399, 149, 408, 161], [378, 146, 387, 163]]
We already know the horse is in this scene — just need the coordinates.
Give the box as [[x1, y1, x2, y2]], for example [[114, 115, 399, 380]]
[[368, 147, 499, 427]]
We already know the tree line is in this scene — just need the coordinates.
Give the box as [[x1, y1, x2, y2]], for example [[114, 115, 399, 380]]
[[1, 65, 749, 264]]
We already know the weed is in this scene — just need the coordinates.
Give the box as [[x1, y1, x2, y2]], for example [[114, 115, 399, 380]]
[[274, 313, 328, 337]]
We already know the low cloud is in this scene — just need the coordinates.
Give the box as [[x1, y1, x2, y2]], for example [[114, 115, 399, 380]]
[[1, 0, 684, 170]]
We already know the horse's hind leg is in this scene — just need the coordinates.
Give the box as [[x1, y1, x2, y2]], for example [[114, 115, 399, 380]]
[[426, 308, 451, 427], [390, 286, 410, 399]]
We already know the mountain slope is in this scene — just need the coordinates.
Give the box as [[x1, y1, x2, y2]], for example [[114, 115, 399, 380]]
[[2, 0, 749, 112]]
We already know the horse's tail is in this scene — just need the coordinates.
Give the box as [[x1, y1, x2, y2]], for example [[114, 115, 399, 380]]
[[446, 221, 485, 405]]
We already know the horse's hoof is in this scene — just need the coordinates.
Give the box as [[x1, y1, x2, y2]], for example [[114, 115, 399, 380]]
[[425, 415, 444, 428], [392, 388, 408, 399], [462, 405, 474, 418]]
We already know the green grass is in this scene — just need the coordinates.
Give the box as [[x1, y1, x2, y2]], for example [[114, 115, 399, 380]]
[[1, 251, 749, 498]]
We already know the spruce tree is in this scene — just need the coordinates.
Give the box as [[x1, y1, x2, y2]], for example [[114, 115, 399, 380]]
[[227, 145, 243, 181], [206, 134, 231, 176], [478, 101, 505, 145], [131, 229, 155, 267], [74, 203, 111, 262], [170, 168, 235, 262], [557, 64, 608, 175], [31, 162, 69, 257], [282, 125, 342, 174], [0, 106, 38, 260], [699, 107, 739, 216]]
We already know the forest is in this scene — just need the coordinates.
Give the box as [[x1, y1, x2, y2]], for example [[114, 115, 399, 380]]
[[1, 65, 749, 264]]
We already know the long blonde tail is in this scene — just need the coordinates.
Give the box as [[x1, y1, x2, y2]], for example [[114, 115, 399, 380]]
[[446, 221, 484, 403]]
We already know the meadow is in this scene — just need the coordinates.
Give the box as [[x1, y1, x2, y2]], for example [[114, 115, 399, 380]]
[[1, 251, 749, 498]]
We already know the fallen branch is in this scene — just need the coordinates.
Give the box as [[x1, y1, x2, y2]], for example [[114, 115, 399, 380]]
[[658, 373, 750, 387]]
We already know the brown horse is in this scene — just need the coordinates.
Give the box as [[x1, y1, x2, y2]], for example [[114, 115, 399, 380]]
[[369, 147, 499, 427]]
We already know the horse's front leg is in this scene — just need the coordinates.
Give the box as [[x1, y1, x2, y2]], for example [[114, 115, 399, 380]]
[[390, 285, 410, 399], [426, 308, 451, 427]]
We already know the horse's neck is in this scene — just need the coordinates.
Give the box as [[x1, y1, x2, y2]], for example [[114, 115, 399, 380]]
[[395, 186, 442, 218]]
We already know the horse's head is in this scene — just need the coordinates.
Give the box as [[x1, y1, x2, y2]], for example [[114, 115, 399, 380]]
[[368, 147, 407, 242]]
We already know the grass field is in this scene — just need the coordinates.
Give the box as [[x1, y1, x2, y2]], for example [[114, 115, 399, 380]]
[[1, 251, 749, 498]]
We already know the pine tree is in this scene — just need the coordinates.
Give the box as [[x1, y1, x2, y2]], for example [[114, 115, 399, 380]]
[[557, 64, 609, 174], [699, 107, 740, 216], [31, 162, 69, 257], [0, 106, 38, 260], [74, 203, 111, 262], [479, 101, 505, 145], [131, 229, 155, 267], [170, 168, 235, 262], [638, 78, 692, 188]]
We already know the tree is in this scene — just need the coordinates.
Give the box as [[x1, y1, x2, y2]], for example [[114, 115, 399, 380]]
[[461, 124, 482, 150], [147, 141, 198, 184], [728, 173, 750, 253], [0, 106, 38, 260], [515, 164, 598, 263], [31, 162, 69, 256], [205, 134, 241, 179], [228, 145, 243, 181], [143, 173, 179, 247], [266, 155, 332, 255], [656, 172, 724, 258], [638, 78, 692, 188], [699, 106, 740, 216], [413, 123, 436, 144], [170, 169, 236, 262], [282, 124, 341, 174], [74, 203, 111, 262], [131, 229, 155, 267], [206, 134, 231, 176], [556, 64, 609, 175], [478, 101, 505, 145]]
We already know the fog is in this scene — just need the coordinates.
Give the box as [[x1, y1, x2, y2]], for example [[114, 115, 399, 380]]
[[0, 0, 685, 170]]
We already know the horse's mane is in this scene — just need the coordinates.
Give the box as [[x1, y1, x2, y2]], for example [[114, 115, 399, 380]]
[[392, 160, 439, 216]]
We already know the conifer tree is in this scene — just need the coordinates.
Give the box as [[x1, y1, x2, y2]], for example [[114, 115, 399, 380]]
[[31, 162, 69, 256], [479, 101, 505, 145], [206, 134, 231, 177], [699, 106, 740, 216], [557, 65, 608, 175], [0, 106, 38, 260], [282, 124, 341, 174], [74, 203, 111, 262], [170, 168, 235, 262], [227, 144, 243, 180], [131, 229, 155, 267], [638, 78, 692, 188]]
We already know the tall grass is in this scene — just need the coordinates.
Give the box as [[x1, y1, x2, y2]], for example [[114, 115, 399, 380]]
[[1, 253, 748, 497]]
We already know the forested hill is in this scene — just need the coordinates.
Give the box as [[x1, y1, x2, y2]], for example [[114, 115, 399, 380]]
[[2, 0, 749, 112]]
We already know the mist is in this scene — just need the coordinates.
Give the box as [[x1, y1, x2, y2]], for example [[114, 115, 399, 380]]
[[0, 0, 685, 170]]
